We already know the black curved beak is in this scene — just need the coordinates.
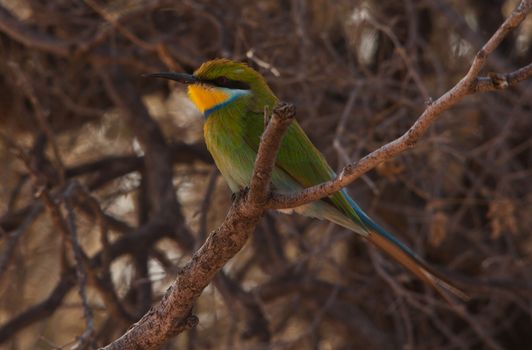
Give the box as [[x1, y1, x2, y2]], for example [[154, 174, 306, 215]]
[[143, 72, 198, 84]]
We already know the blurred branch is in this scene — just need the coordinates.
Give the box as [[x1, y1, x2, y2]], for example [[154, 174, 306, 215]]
[[0, 0, 530, 348], [268, 0, 531, 210], [213, 272, 270, 342], [9, 63, 66, 184], [64, 183, 96, 349], [424, 0, 512, 72], [197, 169, 219, 245], [0, 273, 76, 342], [0, 216, 174, 343], [0, 204, 42, 283], [101, 103, 295, 350], [67, 142, 212, 190], [66, 142, 211, 178], [0, 5, 72, 56], [0, 4, 158, 71], [0, 141, 210, 236], [101, 66, 195, 251]]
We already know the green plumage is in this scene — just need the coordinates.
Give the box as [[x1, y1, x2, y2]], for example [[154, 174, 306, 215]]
[[198, 59, 365, 233], [152, 58, 465, 299]]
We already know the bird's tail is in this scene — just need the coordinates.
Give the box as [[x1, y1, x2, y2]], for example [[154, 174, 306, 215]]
[[365, 229, 468, 301], [343, 193, 468, 301]]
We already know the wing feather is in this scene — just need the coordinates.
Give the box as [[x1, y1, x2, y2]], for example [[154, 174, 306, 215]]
[[243, 112, 362, 226]]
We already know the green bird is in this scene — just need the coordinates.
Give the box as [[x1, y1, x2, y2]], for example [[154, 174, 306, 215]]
[[148, 59, 464, 298]]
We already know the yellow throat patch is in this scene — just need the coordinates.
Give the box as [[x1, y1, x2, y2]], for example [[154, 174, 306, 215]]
[[187, 84, 230, 114]]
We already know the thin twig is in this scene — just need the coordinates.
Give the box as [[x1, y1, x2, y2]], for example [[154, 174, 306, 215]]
[[8, 62, 66, 184], [268, 0, 531, 210], [64, 183, 96, 349]]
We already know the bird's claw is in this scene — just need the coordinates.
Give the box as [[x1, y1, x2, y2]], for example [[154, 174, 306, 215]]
[[232, 186, 250, 202]]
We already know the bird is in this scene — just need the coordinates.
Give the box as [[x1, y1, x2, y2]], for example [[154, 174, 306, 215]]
[[147, 58, 466, 300]]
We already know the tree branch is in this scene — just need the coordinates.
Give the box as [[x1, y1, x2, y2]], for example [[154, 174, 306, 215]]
[[474, 62, 532, 92], [249, 103, 296, 205], [267, 0, 531, 210], [100, 103, 294, 349]]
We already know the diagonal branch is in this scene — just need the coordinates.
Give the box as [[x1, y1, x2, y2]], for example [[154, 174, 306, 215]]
[[268, 0, 531, 210], [100, 103, 295, 350], [249, 103, 296, 205]]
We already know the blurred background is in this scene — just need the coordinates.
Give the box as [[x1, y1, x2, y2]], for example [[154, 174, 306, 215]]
[[0, 0, 531, 349]]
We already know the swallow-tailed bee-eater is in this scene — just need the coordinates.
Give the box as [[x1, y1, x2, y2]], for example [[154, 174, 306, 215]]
[[148, 59, 464, 299]]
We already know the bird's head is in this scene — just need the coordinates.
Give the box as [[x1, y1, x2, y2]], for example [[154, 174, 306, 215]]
[[147, 59, 276, 118]]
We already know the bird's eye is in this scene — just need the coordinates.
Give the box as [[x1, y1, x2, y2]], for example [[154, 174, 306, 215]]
[[210, 76, 250, 90], [215, 77, 229, 85]]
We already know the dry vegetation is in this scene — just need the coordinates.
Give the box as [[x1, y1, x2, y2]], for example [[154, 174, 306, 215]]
[[0, 0, 531, 349]]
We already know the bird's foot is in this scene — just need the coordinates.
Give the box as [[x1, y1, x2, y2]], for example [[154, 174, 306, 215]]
[[232, 186, 249, 203]]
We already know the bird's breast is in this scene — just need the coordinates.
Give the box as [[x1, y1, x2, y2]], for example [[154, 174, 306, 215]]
[[203, 117, 257, 192]]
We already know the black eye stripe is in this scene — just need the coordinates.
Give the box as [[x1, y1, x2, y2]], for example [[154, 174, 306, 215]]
[[204, 76, 250, 90]]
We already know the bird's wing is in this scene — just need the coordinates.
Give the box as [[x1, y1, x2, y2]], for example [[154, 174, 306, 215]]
[[243, 112, 468, 300], [243, 112, 363, 226]]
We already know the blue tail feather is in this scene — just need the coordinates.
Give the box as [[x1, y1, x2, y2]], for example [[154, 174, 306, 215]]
[[341, 190, 419, 259]]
